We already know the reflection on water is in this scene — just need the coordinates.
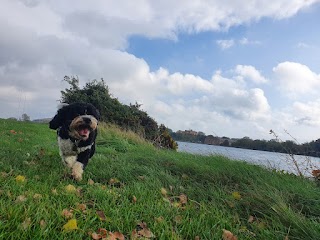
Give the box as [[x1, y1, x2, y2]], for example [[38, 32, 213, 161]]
[[177, 141, 320, 177]]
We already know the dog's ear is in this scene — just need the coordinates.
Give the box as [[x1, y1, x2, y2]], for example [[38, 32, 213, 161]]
[[49, 107, 66, 130], [88, 104, 100, 121]]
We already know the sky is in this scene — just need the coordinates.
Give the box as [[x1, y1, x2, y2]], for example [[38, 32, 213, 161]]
[[1, 0, 320, 142]]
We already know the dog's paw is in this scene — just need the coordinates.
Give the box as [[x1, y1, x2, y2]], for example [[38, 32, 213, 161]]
[[72, 162, 83, 182]]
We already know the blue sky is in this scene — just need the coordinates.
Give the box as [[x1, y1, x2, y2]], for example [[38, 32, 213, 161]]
[[1, 0, 320, 142]]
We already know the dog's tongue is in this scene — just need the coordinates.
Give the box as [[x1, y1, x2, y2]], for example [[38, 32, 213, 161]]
[[78, 128, 89, 137]]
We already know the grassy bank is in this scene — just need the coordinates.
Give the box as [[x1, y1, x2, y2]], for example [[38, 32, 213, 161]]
[[0, 119, 319, 239]]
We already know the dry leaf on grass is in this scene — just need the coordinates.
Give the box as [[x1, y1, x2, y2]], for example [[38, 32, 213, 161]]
[[160, 188, 167, 197], [91, 228, 125, 240], [222, 229, 238, 240], [132, 222, 154, 239], [33, 193, 42, 200], [61, 209, 73, 219], [96, 210, 106, 221], [15, 195, 27, 203], [77, 203, 87, 212], [179, 194, 188, 205], [88, 178, 95, 185], [40, 219, 47, 229], [21, 217, 31, 230], [51, 188, 58, 195]]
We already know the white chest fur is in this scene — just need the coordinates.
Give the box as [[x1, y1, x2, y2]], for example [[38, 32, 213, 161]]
[[57, 137, 93, 156]]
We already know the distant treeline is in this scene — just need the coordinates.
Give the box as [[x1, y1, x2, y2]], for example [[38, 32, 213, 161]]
[[172, 130, 320, 157], [231, 137, 320, 157]]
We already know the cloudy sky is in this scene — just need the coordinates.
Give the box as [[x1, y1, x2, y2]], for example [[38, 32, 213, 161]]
[[1, 0, 320, 142]]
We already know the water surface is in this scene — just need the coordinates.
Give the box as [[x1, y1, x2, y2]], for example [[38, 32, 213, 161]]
[[177, 141, 320, 177]]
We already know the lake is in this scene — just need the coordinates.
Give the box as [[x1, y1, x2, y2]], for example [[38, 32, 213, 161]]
[[177, 141, 320, 177]]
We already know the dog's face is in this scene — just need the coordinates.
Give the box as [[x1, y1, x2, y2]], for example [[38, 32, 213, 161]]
[[49, 103, 100, 141]]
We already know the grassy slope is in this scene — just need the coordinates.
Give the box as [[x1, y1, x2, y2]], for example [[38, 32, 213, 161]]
[[0, 119, 319, 240]]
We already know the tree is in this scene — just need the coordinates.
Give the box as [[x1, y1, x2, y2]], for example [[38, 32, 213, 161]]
[[21, 113, 30, 122]]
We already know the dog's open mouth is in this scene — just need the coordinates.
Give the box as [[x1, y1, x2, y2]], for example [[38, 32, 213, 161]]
[[77, 125, 91, 138]]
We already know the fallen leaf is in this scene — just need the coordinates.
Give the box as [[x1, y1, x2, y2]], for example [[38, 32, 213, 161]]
[[174, 215, 183, 224], [98, 228, 108, 237], [160, 188, 167, 197], [10, 130, 17, 134], [248, 215, 255, 223], [96, 210, 106, 221], [232, 191, 242, 200], [62, 219, 78, 232], [65, 184, 77, 193], [33, 193, 42, 200], [51, 188, 58, 195], [91, 232, 102, 239], [155, 216, 164, 223], [222, 229, 238, 240], [15, 195, 27, 203], [15, 175, 26, 183], [61, 209, 73, 219], [179, 194, 188, 205], [88, 178, 95, 185], [133, 222, 155, 239], [137, 175, 145, 181], [132, 195, 137, 203], [181, 173, 189, 179], [109, 231, 125, 240], [21, 217, 31, 230], [77, 203, 87, 212], [40, 219, 47, 229]]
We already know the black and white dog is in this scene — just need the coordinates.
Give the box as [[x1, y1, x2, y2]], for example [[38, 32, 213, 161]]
[[49, 103, 100, 181]]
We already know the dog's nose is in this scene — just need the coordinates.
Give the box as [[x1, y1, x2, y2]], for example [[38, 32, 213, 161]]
[[83, 117, 91, 124]]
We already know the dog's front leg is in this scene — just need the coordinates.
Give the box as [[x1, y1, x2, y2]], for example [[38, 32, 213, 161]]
[[72, 150, 91, 181]]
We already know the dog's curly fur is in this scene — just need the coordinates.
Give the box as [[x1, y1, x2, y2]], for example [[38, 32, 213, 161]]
[[49, 103, 100, 181]]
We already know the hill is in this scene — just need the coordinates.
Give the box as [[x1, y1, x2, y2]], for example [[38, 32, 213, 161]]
[[0, 119, 320, 239]]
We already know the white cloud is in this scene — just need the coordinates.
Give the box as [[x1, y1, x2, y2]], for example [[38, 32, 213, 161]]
[[239, 37, 261, 45], [293, 100, 320, 127], [216, 39, 235, 49], [273, 61, 320, 96], [235, 65, 268, 84]]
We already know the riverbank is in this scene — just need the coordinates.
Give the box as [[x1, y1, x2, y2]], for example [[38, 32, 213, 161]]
[[1, 119, 320, 239]]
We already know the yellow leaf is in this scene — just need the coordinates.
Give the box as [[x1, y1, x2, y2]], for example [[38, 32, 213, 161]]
[[65, 184, 77, 193], [15, 175, 26, 183], [62, 219, 78, 232], [160, 188, 167, 196], [232, 191, 242, 200]]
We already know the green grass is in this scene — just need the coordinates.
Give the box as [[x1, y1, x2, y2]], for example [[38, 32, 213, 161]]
[[0, 119, 320, 239]]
